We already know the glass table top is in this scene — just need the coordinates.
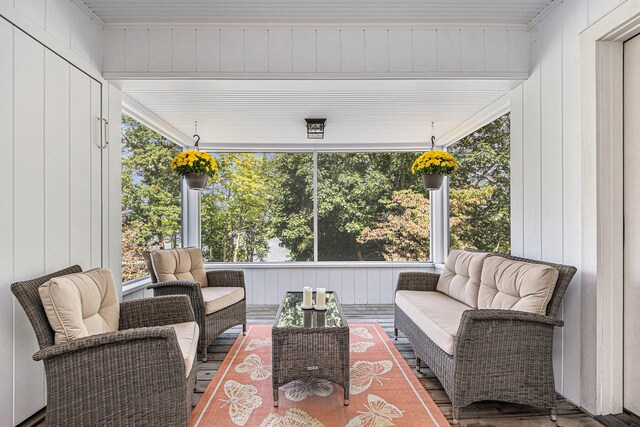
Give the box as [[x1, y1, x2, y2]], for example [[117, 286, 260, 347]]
[[275, 291, 347, 329]]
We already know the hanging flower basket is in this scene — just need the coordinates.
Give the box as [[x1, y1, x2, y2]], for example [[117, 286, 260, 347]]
[[421, 173, 445, 190], [184, 172, 209, 190], [171, 150, 218, 190], [412, 150, 458, 191]]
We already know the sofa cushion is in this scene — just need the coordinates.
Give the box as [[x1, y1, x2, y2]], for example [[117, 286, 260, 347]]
[[39, 268, 120, 345], [150, 247, 208, 288], [478, 257, 560, 314], [396, 290, 471, 355], [170, 321, 199, 376], [436, 249, 490, 308], [201, 287, 245, 315]]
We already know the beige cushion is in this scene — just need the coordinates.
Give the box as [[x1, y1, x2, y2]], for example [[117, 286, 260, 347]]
[[150, 247, 208, 288], [170, 321, 199, 376], [396, 290, 471, 355], [39, 268, 120, 345], [436, 249, 490, 308], [201, 287, 245, 315], [478, 257, 560, 314]]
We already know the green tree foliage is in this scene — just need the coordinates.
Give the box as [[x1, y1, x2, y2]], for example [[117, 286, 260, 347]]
[[121, 115, 182, 280], [449, 113, 511, 253], [201, 153, 272, 262]]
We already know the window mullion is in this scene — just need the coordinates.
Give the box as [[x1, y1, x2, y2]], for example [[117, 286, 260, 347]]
[[313, 151, 318, 262]]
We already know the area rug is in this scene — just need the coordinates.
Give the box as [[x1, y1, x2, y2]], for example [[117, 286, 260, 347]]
[[190, 322, 450, 427]]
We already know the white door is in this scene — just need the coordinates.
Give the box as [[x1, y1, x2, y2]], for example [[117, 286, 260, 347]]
[[624, 34, 640, 417]]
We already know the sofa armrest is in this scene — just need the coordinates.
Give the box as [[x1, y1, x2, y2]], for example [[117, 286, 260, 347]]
[[120, 295, 196, 329], [395, 272, 440, 293], [33, 326, 178, 361], [455, 309, 563, 360], [206, 270, 246, 289]]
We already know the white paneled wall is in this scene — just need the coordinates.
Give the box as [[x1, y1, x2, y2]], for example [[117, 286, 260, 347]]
[[510, 0, 624, 408], [103, 26, 529, 78], [123, 265, 437, 305], [0, 16, 113, 426], [1, 0, 103, 73]]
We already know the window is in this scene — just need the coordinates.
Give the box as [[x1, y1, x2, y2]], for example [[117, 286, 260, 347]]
[[121, 115, 182, 282], [201, 153, 313, 262], [449, 113, 510, 252], [200, 151, 429, 263], [317, 152, 428, 261]]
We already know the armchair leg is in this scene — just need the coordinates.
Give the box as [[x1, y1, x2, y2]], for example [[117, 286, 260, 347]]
[[416, 357, 421, 371], [243, 324, 247, 336], [452, 406, 460, 424], [394, 328, 398, 341], [550, 406, 557, 422], [202, 345, 208, 363]]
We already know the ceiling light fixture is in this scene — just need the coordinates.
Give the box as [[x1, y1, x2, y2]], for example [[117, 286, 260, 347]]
[[305, 118, 326, 139]]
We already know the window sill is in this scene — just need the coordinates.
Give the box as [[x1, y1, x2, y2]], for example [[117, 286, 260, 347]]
[[204, 261, 437, 269]]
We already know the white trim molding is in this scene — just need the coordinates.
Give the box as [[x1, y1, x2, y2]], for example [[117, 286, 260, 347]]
[[579, 0, 640, 416]]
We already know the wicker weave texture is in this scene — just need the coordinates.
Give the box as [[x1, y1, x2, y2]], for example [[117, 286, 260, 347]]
[[11, 267, 197, 426], [272, 292, 350, 405], [145, 252, 247, 361], [394, 252, 577, 420]]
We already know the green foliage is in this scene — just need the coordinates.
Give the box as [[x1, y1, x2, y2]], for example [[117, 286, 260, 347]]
[[448, 113, 511, 253], [121, 115, 182, 281], [201, 153, 272, 262]]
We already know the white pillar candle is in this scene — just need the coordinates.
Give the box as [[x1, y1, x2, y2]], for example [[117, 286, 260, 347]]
[[302, 286, 313, 309], [315, 288, 326, 310]]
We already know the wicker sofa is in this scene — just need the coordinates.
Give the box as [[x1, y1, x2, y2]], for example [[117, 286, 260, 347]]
[[144, 247, 246, 361], [394, 249, 576, 422], [11, 265, 198, 427]]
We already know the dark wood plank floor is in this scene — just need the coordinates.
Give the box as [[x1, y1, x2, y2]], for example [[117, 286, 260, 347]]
[[195, 305, 606, 427]]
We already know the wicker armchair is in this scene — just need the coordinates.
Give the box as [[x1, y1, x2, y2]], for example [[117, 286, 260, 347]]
[[11, 265, 198, 427], [394, 252, 576, 423], [144, 248, 247, 361]]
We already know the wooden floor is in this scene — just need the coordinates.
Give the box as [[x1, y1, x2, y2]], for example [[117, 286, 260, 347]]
[[195, 305, 606, 427]]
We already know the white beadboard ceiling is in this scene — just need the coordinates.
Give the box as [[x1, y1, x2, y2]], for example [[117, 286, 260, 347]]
[[117, 79, 518, 148], [82, 0, 554, 25]]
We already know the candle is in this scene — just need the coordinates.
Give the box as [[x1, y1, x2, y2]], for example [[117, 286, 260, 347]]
[[315, 288, 327, 310], [302, 286, 313, 309]]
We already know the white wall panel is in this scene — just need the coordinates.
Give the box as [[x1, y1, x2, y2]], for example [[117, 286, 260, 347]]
[[13, 30, 45, 424], [413, 29, 437, 72], [388, 29, 412, 72], [70, 68, 92, 270], [45, 0, 70, 45], [149, 29, 172, 72], [69, 1, 93, 62], [15, 0, 44, 27], [90, 80, 102, 266], [292, 29, 316, 72], [509, 0, 621, 407], [221, 29, 245, 72], [197, 29, 220, 72], [244, 29, 268, 72], [485, 29, 508, 72], [44, 50, 71, 273], [125, 29, 148, 72], [508, 30, 530, 72], [104, 29, 125, 72], [436, 29, 461, 71], [340, 29, 365, 72], [461, 29, 484, 72], [365, 29, 388, 72], [172, 29, 197, 72], [269, 29, 292, 72], [316, 29, 340, 73], [0, 19, 14, 427]]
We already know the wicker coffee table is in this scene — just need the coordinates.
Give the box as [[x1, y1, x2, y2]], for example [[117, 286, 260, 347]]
[[272, 291, 350, 407]]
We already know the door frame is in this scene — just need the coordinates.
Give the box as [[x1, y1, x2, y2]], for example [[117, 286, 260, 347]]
[[580, 0, 640, 416]]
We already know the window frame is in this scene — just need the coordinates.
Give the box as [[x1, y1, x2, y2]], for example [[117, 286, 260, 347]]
[[185, 149, 444, 267]]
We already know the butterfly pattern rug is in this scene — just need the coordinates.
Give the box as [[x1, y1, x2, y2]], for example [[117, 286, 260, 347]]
[[190, 323, 449, 427]]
